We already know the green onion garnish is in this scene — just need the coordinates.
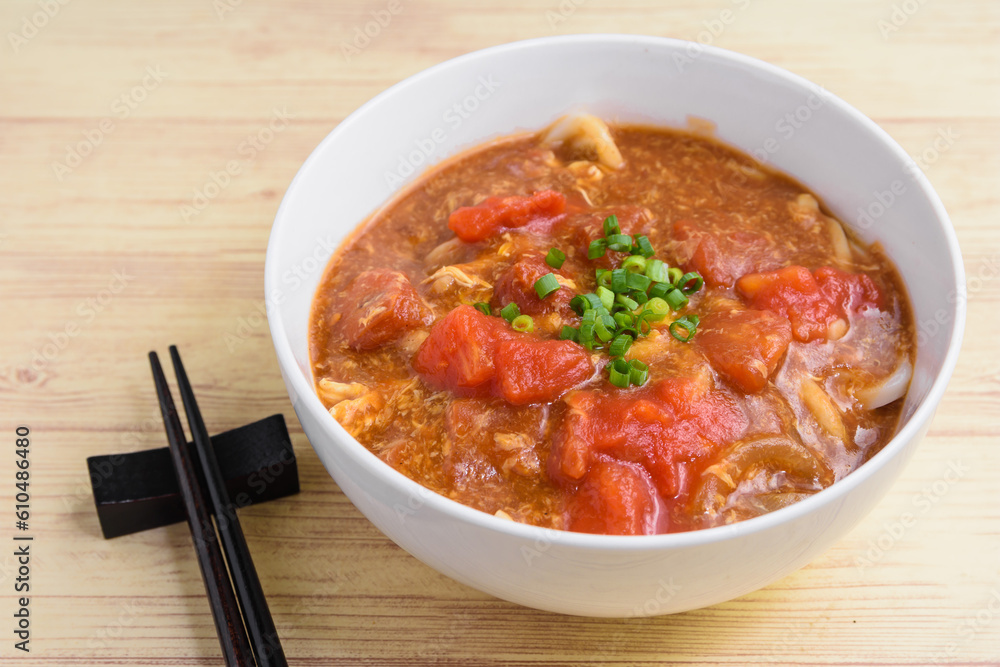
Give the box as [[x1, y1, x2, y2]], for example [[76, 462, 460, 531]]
[[676, 272, 704, 296], [500, 302, 520, 323], [667, 266, 684, 285], [625, 272, 651, 292], [545, 247, 566, 269], [560, 325, 578, 341], [534, 273, 561, 299], [511, 314, 534, 333], [628, 359, 649, 386], [588, 238, 608, 260], [643, 297, 670, 321], [596, 286, 614, 311], [606, 234, 633, 253], [635, 235, 655, 258], [608, 358, 631, 388], [610, 268, 627, 293], [664, 288, 688, 310], [669, 314, 700, 342], [648, 281, 671, 300], [621, 255, 646, 274], [645, 259, 668, 283], [603, 215, 621, 237], [594, 318, 614, 342], [473, 302, 492, 316], [615, 293, 638, 311], [609, 332, 634, 357]]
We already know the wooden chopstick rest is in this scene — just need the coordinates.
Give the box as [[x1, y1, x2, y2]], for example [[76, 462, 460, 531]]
[[88, 414, 299, 539]]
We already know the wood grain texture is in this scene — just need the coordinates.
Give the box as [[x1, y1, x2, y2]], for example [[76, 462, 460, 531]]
[[1, 0, 998, 664]]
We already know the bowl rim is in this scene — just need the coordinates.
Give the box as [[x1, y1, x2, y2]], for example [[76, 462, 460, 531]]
[[266, 33, 967, 552]]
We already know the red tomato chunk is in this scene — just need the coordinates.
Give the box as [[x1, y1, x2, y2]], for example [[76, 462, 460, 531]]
[[566, 457, 667, 536], [448, 190, 566, 242], [549, 379, 748, 534], [412, 305, 593, 404], [695, 309, 793, 393], [736, 266, 882, 342], [492, 253, 573, 316], [672, 218, 778, 288], [335, 269, 432, 351]]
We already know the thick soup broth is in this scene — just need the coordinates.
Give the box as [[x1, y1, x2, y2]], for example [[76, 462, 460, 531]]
[[309, 117, 914, 535]]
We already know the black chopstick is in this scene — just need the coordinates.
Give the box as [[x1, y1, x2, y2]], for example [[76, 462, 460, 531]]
[[169, 346, 288, 667], [149, 352, 255, 666]]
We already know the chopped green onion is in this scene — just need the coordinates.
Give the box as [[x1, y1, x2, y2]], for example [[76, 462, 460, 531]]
[[664, 288, 688, 310], [608, 358, 631, 388], [635, 311, 656, 334], [676, 272, 704, 295], [669, 314, 700, 342], [645, 259, 668, 283], [579, 321, 595, 342], [631, 290, 649, 305], [615, 293, 638, 311], [606, 234, 633, 253], [594, 318, 614, 343], [600, 311, 617, 330], [534, 273, 561, 299], [581, 308, 597, 326], [500, 302, 520, 323], [588, 238, 608, 260], [667, 267, 684, 285], [613, 311, 635, 329], [625, 272, 651, 292], [545, 247, 566, 269], [596, 268, 612, 288], [628, 359, 649, 386], [635, 235, 655, 258], [643, 297, 670, 321], [609, 333, 634, 357], [473, 302, 492, 316], [610, 268, 627, 293], [511, 314, 534, 332], [648, 281, 671, 300], [583, 293, 604, 311], [621, 255, 647, 274], [603, 215, 621, 237], [560, 325, 578, 341], [570, 294, 589, 315], [596, 286, 614, 311]]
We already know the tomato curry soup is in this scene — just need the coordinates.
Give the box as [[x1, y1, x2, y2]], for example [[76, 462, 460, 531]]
[[309, 115, 915, 536]]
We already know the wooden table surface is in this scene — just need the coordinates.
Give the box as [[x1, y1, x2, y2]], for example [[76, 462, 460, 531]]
[[2, 0, 998, 664]]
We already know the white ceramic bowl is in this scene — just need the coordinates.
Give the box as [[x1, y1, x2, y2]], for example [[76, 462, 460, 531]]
[[265, 35, 965, 617]]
